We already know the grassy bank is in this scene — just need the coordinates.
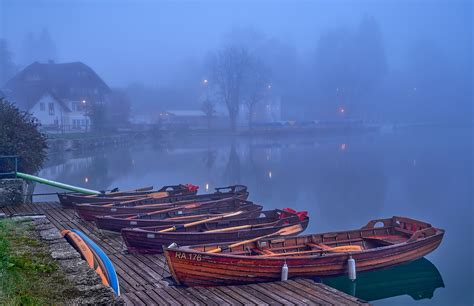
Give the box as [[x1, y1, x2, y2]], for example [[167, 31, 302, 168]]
[[0, 219, 79, 305]]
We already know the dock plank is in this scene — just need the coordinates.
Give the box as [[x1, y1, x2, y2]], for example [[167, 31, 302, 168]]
[[1, 202, 369, 306]]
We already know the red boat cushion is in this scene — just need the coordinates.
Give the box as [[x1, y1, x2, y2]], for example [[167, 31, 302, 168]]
[[281, 208, 308, 221], [185, 184, 199, 192]]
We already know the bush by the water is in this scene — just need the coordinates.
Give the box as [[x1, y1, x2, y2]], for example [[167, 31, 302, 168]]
[[0, 98, 47, 174]]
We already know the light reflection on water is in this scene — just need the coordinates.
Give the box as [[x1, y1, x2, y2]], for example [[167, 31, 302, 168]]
[[36, 127, 473, 305]]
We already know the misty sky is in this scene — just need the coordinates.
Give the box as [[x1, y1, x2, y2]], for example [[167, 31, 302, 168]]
[[0, 0, 471, 87]]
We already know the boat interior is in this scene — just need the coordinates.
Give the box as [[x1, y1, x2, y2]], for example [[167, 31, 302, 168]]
[[131, 209, 307, 233], [189, 216, 440, 257]]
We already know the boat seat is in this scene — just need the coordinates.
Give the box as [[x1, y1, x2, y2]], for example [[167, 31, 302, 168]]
[[307, 243, 331, 250], [252, 247, 275, 255], [363, 235, 407, 246]]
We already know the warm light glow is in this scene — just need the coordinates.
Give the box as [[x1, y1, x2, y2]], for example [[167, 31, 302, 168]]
[[82, 100, 86, 104], [84, 177, 89, 183], [205, 183, 209, 191], [267, 84, 272, 89], [340, 143, 346, 151], [339, 107, 345, 114], [268, 171, 272, 179], [203, 79, 208, 84]]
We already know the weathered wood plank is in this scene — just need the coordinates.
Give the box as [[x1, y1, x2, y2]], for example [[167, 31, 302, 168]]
[[123, 292, 146, 306], [151, 288, 182, 306], [194, 287, 233, 305], [298, 279, 368, 305], [215, 286, 256, 305], [165, 286, 201, 306], [260, 282, 306, 304], [253, 284, 301, 305], [183, 287, 219, 305], [225, 285, 269, 305], [236, 284, 282, 305]]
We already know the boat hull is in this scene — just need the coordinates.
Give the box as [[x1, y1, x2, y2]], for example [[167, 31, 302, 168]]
[[164, 217, 444, 287], [75, 192, 249, 221], [123, 212, 309, 254], [95, 202, 262, 232], [60, 185, 247, 208], [58, 184, 196, 208]]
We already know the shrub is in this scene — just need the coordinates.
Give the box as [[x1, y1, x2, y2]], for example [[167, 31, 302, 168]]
[[0, 98, 47, 174]]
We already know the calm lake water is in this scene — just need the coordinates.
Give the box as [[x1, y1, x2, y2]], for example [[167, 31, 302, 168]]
[[36, 127, 473, 305]]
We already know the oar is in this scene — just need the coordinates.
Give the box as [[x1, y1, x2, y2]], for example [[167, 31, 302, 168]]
[[159, 211, 244, 233], [107, 186, 154, 195], [206, 224, 303, 253], [102, 197, 149, 207], [102, 196, 183, 208], [164, 213, 225, 221], [126, 203, 202, 220], [204, 221, 279, 233], [263, 245, 363, 257]]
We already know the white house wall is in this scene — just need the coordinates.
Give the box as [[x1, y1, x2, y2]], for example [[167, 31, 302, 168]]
[[30, 94, 69, 126]]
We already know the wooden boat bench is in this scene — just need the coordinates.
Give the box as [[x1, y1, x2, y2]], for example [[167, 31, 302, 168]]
[[362, 235, 408, 246], [252, 247, 276, 255]]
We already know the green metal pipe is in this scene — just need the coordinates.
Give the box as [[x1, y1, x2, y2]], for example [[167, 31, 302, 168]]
[[16, 172, 101, 195]]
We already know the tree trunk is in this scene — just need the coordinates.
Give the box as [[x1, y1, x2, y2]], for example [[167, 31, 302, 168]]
[[248, 104, 254, 130], [229, 112, 237, 132]]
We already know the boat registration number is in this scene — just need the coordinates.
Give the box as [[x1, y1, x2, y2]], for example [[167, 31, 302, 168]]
[[175, 252, 202, 261]]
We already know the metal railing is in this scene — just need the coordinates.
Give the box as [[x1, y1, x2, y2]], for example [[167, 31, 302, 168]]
[[0, 155, 19, 178]]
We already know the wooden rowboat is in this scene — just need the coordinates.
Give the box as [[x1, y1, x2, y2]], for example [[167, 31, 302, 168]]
[[58, 184, 196, 207], [164, 216, 444, 287], [122, 209, 309, 254], [95, 200, 263, 233], [74, 185, 249, 221]]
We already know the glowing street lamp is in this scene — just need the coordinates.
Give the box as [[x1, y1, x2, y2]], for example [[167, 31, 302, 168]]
[[203, 79, 208, 85], [339, 107, 345, 114]]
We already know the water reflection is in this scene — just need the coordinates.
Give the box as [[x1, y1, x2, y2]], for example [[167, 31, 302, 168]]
[[322, 258, 445, 302], [35, 129, 473, 305]]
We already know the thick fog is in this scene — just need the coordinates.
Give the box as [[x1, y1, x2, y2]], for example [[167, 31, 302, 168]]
[[0, 0, 472, 123]]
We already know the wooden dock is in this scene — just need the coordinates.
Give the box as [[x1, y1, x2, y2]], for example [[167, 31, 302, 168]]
[[1, 202, 369, 305]]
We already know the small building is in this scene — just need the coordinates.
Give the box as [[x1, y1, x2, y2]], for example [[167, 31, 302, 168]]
[[2, 61, 110, 132], [159, 110, 207, 129]]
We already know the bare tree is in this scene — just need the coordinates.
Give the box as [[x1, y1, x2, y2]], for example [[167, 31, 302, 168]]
[[201, 99, 216, 129], [209, 46, 251, 131], [244, 59, 271, 128]]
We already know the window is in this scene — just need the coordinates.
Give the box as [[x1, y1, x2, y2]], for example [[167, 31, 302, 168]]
[[71, 102, 79, 112], [40, 103, 45, 111], [48, 103, 55, 115]]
